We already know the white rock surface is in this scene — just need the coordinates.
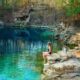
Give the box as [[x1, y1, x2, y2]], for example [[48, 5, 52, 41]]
[[42, 53, 80, 80]]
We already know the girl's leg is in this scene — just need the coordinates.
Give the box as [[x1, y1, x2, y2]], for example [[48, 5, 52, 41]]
[[43, 52, 48, 63]]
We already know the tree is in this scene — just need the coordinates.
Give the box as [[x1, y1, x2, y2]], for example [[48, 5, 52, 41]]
[[65, 0, 80, 17]]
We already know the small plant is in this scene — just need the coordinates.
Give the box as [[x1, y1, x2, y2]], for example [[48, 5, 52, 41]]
[[35, 51, 44, 73], [67, 43, 77, 49]]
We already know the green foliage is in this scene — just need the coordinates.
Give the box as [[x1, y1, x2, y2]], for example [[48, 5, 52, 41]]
[[1, 0, 13, 10], [69, 0, 75, 4], [65, 0, 80, 16], [67, 43, 77, 49], [1, 0, 22, 10]]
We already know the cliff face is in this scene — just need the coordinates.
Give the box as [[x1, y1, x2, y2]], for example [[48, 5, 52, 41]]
[[69, 33, 80, 44], [0, 0, 62, 24], [29, 7, 57, 25], [0, 0, 79, 28]]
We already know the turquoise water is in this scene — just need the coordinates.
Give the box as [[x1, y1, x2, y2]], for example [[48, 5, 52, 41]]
[[0, 53, 41, 80], [0, 27, 55, 80], [0, 40, 48, 80]]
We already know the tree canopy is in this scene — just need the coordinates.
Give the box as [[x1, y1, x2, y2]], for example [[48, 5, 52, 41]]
[[65, 0, 80, 16]]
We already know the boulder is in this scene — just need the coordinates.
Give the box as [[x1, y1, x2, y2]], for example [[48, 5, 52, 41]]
[[42, 58, 80, 80], [47, 50, 74, 64]]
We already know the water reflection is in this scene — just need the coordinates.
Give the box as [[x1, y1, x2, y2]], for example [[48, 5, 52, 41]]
[[0, 39, 47, 54], [0, 39, 48, 80]]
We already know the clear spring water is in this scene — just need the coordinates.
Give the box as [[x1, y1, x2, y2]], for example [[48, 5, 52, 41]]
[[0, 39, 49, 80], [0, 27, 56, 80]]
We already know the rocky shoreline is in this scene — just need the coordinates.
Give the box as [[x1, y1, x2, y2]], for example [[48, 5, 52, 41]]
[[41, 49, 80, 80]]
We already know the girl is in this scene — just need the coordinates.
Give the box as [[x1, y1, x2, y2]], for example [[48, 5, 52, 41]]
[[43, 42, 53, 63]]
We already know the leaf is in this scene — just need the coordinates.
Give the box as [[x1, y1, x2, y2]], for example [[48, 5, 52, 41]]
[[69, 0, 75, 4]]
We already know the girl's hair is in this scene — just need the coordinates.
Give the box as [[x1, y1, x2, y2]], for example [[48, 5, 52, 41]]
[[48, 42, 52, 55], [48, 42, 52, 46]]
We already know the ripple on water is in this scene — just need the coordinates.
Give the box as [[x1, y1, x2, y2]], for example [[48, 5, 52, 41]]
[[0, 53, 41, 80]]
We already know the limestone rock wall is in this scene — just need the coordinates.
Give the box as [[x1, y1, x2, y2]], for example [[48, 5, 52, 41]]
[[42, 58, 80, 80]]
